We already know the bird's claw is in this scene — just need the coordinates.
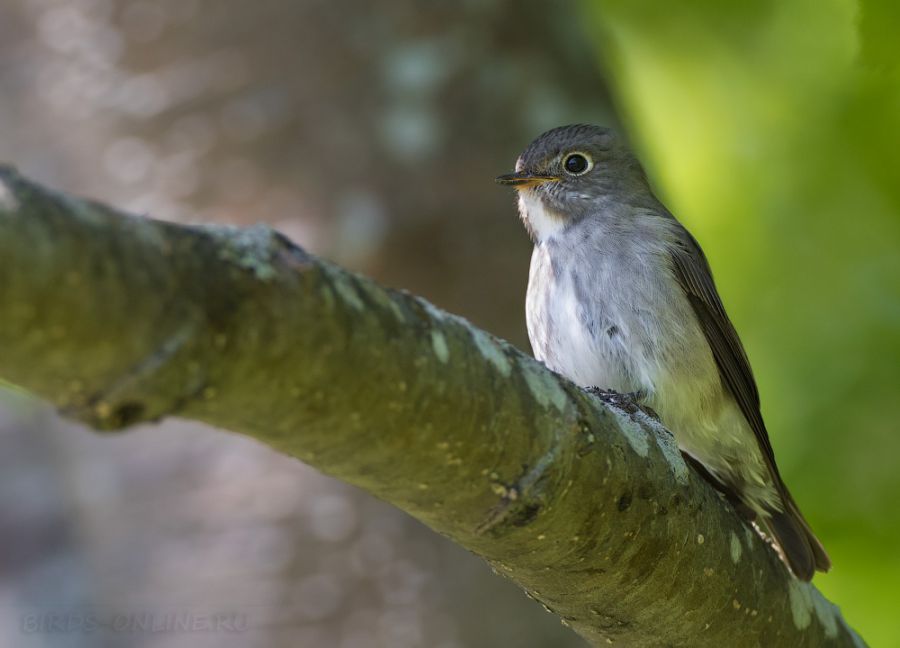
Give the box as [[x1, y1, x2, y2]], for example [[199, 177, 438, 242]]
[[585, 387, 660, 421]]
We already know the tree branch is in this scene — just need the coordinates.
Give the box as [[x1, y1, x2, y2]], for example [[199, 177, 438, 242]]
[[0, 167, 864, 647]]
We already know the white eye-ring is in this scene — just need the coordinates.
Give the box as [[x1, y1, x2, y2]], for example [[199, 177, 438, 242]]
[[563, 152, 593, 176]]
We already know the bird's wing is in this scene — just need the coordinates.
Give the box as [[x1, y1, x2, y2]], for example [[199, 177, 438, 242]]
[[668, 228, 782, 483], [668, 224, 830, 579]]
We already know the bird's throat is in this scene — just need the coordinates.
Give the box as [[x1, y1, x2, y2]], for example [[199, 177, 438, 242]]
[[518, 191, 567, 243]]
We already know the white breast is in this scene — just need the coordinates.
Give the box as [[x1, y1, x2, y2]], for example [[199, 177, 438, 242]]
[[526, 244, 645, 393]]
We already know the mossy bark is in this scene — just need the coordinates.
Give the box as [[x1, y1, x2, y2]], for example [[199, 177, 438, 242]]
[[0, 167, 864, 647]]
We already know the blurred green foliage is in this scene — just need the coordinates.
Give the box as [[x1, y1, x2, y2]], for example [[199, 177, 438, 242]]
[[585, 1, 900, 644]]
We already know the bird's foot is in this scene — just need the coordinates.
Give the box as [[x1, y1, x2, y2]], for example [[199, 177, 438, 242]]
[[585, 387, 660, 421]]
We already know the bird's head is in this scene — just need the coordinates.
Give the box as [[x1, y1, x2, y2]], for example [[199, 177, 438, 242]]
[[496, 124, 651, 242]]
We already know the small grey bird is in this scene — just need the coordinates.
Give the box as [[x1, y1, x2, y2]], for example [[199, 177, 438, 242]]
[[496, 124, 829, 580]]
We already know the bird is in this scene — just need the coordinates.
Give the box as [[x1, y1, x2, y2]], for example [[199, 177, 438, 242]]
[[496, 124, 830, 580]]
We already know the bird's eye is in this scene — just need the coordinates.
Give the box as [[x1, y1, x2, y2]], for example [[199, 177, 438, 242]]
[[563, 152, 592, 176]]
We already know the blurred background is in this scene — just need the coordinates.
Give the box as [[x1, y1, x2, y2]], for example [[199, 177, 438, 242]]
[[0, 0, 897, 646]]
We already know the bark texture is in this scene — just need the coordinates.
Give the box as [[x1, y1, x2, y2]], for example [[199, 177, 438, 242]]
[[0, 167, 865, 647]]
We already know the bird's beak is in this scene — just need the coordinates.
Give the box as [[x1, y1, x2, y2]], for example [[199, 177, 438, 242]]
[[495, 172, 559, 188]]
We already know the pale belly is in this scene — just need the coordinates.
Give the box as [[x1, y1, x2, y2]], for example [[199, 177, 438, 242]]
[[526, 245, 779, 513]]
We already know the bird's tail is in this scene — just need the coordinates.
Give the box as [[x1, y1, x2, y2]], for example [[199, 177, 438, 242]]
[[765, 490, 830, 581]]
